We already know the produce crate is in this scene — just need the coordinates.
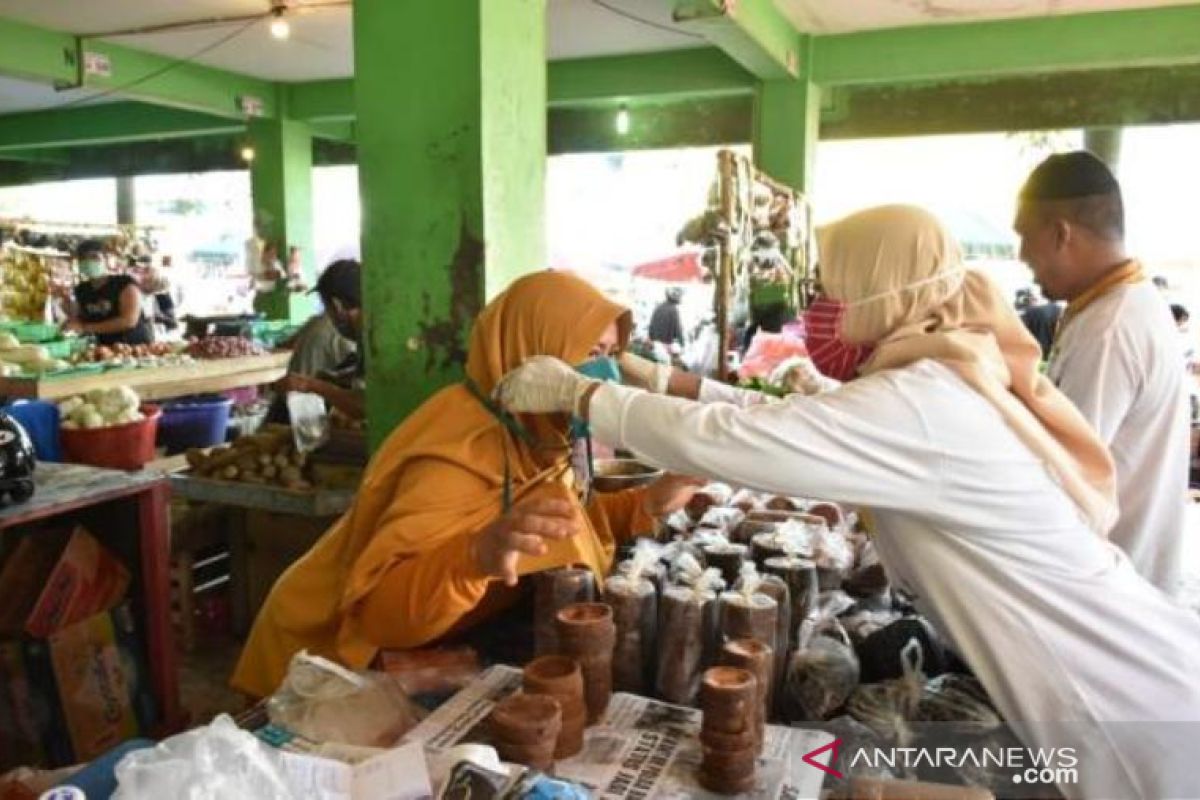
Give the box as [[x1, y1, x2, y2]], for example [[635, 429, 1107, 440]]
[[12, 323, 61, 343]]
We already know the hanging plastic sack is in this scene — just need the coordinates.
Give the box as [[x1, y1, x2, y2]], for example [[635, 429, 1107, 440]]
[[916, 673, 1002, 733], [266, 651, 423, 748], [782, 619, 860, 723], [856, 617, 947, 684], [113, 714, 299, 800], [286, 392, 329, 454], [846, 639, 926, 749], [656, 565, 724, 705], [604, 541, 660, 694]]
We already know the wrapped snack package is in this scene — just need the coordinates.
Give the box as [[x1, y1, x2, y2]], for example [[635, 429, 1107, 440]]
[[533, 567, 596, 656], [670, 550, 727, 592], [702, 541, 749, 588], [697, 506, 747, 537], [718, 568, 779, 659], [782, 619, 860, 722], [734, 562, 790, 711], [266, 651, 422, 748], [616, 539, 667, 596], [750, 518, 817, 564], [656, 566, 724, 705], [685, 483, 733, 522], [729, 489, 763, 514], [662, 509, 692, 540], [763, 555, 820, 628], [846, 640, 926, 747], [805, 501, 845, 531], [813, 526, 856, 590], [604, 543, 660, 694]]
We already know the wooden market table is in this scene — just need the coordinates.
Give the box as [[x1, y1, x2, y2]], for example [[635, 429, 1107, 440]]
[[169, 472, 356, 636], [0, 462, 181, 735], [0, 352, 291, 402]]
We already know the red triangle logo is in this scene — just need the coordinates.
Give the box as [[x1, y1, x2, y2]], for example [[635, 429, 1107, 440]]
[[801, 737, 843, 779]]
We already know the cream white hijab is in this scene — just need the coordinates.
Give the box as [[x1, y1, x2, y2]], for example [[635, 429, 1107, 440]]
[[820, 205, 1117, 535]]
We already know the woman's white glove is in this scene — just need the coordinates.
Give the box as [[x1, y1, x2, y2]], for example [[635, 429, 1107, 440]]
[[618, 352, 672, 394], [496, 356, 595, 414]]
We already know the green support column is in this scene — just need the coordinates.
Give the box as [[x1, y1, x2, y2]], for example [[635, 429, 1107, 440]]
[[752, 35, 820, 192], [354, 0, 547, 443], [753, 76, 821, 192], [116, 176, 136, 227], [248, 117, 316, 321]]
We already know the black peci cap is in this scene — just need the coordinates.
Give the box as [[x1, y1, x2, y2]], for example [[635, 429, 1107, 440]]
[[1019, 151, 1120, 201], [314, 259, 361, 308]]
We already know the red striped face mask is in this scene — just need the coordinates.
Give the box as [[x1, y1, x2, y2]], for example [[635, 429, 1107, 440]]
[[802, 296, 874, 381]]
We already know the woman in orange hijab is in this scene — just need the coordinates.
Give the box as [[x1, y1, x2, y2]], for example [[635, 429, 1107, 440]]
[[231, 271, 696, 698]]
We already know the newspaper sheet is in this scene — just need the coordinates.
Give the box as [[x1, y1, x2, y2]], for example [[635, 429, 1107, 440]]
[[403, 666, 832, 799]]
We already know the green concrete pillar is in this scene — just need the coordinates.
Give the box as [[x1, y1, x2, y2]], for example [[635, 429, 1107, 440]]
[[248, 117, 316, 321], [753, 76, 821, 193], [354, 0, 547, 442], [116, 176, 136, 226]]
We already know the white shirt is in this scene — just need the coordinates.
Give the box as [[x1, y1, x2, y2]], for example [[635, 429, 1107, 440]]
[[591, 361, 1200, 799], [1048, 281, 1189, 595]]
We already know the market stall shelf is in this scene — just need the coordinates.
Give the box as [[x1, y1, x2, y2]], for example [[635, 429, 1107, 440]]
[[169, 473, 354, 517], [0, 352, 290, 402], [0, 462, 182, 739]]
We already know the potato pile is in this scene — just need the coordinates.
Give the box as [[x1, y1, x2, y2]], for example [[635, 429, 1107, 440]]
[[186, 425, 313, 491]]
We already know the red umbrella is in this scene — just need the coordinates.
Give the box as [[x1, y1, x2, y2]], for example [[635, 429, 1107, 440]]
[[631, 252, 703, 282]]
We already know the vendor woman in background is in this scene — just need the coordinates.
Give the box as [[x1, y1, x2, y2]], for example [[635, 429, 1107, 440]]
[[499, 206, 1200, 799], [64, 239, 153, 345], [231, 270, 699, 698]]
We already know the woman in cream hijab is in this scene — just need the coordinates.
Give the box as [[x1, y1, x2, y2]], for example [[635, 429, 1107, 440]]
[[500, 206, 1200, 799]]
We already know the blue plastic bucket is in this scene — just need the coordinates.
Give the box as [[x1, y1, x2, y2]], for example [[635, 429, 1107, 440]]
[[157, 395, 233, 454]]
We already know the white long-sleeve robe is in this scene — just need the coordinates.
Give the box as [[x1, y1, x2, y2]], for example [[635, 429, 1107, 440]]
[[591, 359, 1200, 799]]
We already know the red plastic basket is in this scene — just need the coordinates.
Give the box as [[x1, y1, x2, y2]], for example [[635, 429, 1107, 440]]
[[61, 404, 161, 470]]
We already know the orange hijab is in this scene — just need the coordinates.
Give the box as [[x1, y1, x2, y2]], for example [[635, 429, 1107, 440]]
[[335, 271, 631, 660], [820, 205, 1117, 535]]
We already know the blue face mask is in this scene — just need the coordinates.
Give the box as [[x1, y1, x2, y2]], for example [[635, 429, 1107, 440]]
[[571, 356, 621, 439]]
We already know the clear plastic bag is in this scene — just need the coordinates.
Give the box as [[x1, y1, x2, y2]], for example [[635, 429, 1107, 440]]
[[604, 542, 660, 694], [533, 567, 596, 655], [286, 391, 329, 454], [782, 619, 860, 722], [684, 483, 733, 521], [846, 639, 926, 748], [266, 651, 423, 748], [113, 714, 298, 800], [656, 566, 724, 705]]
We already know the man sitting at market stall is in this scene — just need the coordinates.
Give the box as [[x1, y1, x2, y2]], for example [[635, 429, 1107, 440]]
[[274, 259, 365, 421], [231, 270, 700, 699], [1014, 151, 1187, 595], [498, 205, 1200, 799], [64, 239, 153, 346]]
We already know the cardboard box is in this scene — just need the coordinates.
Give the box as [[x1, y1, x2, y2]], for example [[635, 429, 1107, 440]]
[[0, 537, 63, 637], [25, 527, 130, 639], [0, 605, 155, 770], [43, 604, 155, 763]]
